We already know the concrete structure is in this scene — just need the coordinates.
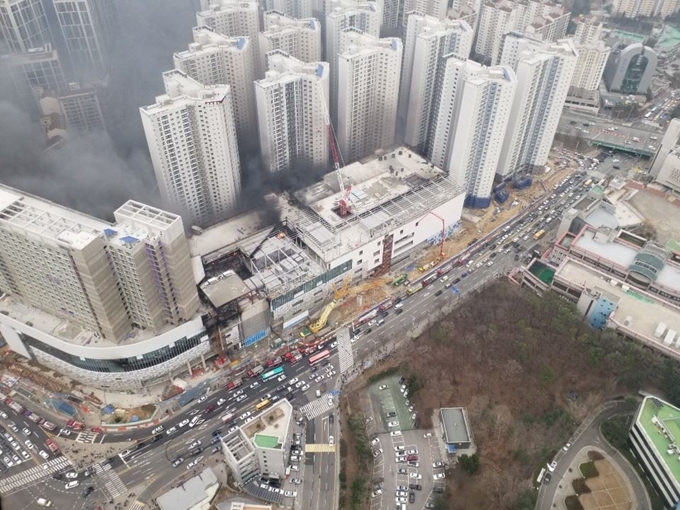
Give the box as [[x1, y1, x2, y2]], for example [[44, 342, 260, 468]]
[[630, 396, 680, 509], [380, 0, 403, 30], [336, 28, 401, 163], [429, 58, 516, 208], [52, 83, 106, 135], [222, 400, 293, 484], [613, 0, 680, 18], [196, 0, 262, 77], [261, 0, 316, 18], [573, 15, 603, 45], [260, 11, 322, 70], [400, 13, 473, 152], [140, 70, 242, 228], [497, 36, 577, 180], [571, 39, 609, 92], [53, 0, 117, 80], [402, 0, 448, 21], [255, 51, 329, 176], [0, 187, 210, 391], [173, 26, 257, 152], [439, 407, 472, 452], [157, 467, 220, 510], [0, 0, 52, 54], [650, 118, 680, 178], [603, 43, 658, 95], [653, 148, 680, 194], [325, 0, 380, 124], [475, 0, 569, 65]]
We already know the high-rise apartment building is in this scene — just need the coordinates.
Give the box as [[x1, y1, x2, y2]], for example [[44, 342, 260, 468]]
[[53, 0, 117, 80], [475, 0, 569, 65], [497, 37, 577, 179], [255, 51, 329, 175], [574, 15, 603, 45], [260, 11, 322, 71], [261, 0, 317, 19], [403, 0, 449, 21], [428, 58, 516, 207], [571, 39, 609, 91], [140, 70, 242, 228], [0, 0, 52, 54], [380, 0, 403, 30], [400, 13, 473, 153], [325, 0, 380, 124], [173, 26, 257, 152], [336, 28, 401, 162], [196, 0, 262, 77], [54, 83, 106, 135], [613, 0, 680, 18]]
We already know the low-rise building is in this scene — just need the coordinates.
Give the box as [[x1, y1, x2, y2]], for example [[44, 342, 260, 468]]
[[630, 396, 680, 509], [439, 407, 473, 453], [157, 467, 220, 510]]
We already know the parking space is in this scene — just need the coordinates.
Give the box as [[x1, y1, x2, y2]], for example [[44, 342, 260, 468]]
[[367, 375, 417, 434], [0, 424, 30, 471]]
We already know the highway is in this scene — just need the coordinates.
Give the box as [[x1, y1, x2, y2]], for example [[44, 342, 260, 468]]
[[0, 172, 590, 509]]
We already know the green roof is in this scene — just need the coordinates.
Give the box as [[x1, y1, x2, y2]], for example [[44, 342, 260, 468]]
[[638, 397, 680, 484], [253, 434, 280, 449], [529, 262, 555, 284]]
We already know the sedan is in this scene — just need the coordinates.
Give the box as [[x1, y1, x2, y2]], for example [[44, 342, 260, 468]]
[[152, 426, 164, 434], [38, 450, 50, 460], [189, 440, 202, 449], [24, 440, 35, 450], [300, 384, 310, 392], [166, 427, 177, 435], [284, 490, 297, 497], [562, 442, 571, 452], [295, 381, 304, 388], [387, 421, 399, 428], [547, 460, 557, 472], [65, 472, 78, 479], [373, 449, 383, 458], [277, 374, 286, 382], [396, 491, 408, 497], [236, 394, 247, 403], [328, 435, 334, 445], [249, 382, 260, 389], [330, 341, 338, 348], [217, 398, 226, 406], [186, 460, 198, 470], [291, 478, 302, 485], [178, 419, 190, 428], [0, 411, 7, 419], [406, 449, 417, 455], [433, 473, 445, 479], [197, 395, 208, 404], [65, 481, 79, 490], [22, 428, 31, 437], [396, 497, 407, 503], [290, 377, 299, 385], [378, 385, 388, 390], [390, 431, 402, 437], [409, 473, 422, 479], [432, 461, 444, 468]]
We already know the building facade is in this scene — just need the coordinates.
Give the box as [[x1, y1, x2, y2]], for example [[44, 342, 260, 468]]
[[140, 70, 242, 227], [402, 0, 448, 21], [571, 39, 609, 92], [173, 26, 258, 153], [260, 11, 322, 70], [612, 0, 680, 18], [255, 51, 329, 175], [261, 0, 316, 18], [0, 0, 52, 54], [56, 84, 106, 135], [429, 59, 516, 208], [650, 118, 680, 178], [336, 28, 402, 163], [497, 36, 577, 180], [574, 15, 603, 45], [400, 13, 473, 153], [603, 43, 658, 95]]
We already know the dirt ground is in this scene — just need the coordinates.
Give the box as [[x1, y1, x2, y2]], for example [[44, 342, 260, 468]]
[[579, 458, 632, 510], [628, 189, 680, 244], [342, 281, 652, 510]]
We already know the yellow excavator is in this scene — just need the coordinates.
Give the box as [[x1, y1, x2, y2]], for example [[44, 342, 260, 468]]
[[309, 277, 351, 333]]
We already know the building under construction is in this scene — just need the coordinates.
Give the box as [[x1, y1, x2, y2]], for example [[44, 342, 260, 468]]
[[189, 147, 465, 345]]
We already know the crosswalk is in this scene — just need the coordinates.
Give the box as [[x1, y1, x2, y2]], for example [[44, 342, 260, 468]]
[[337, 327, 354, 373], [75, 431, 99, 443], [0, 455, 72, 494], [128, 501, 145, 510], [300, 398, 334, 420], [305, 443, 335, 453], [93, 461, 127, 499]]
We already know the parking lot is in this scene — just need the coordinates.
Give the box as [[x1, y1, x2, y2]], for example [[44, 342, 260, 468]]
[[368, 375, 417, 434], [0, 424, 32, 471]]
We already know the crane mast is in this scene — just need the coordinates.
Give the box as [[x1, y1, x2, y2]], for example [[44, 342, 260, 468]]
[[319, 83, 351, 216]]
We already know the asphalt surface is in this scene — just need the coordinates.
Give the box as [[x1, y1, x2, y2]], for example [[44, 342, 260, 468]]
[[536, 401, 650, 510], [0, 172, 591, 509]]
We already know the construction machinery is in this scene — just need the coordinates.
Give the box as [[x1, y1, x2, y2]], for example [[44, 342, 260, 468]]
[[419, 211, 446, 259], [309, 300, 337, 333], [332, 276, 351, 300]]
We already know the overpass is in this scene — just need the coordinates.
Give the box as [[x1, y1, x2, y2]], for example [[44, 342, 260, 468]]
[[590, 139, 657, 157]]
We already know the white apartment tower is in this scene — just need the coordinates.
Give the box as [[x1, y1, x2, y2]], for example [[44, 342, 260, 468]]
[[325, 0, 381, 124], [497, 37, 577, 179], [475, 0, 569, 65], [260, 11, 322, 70], [140, 70, 242, 228], [261, 0, 316, 19], [173, 26, 258, 152], [429, 59, 516, 208], [255, 51, 329, 175], [337, 28, 402, 162], [0, 0, 51, 54], [402, 0, 449, 21], [380, 0, 403, 30], [400, 13, 473, 153], [0, 186, 199, 341], [613, 0, 680, 18], [196, 0, 262, 77], [574, 15, 603, 45], [571, 40, 609, 91]]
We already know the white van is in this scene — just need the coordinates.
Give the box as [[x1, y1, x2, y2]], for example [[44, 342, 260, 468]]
[[316, 389, 321, 398]]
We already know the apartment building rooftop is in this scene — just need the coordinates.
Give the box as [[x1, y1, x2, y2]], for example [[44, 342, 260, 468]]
[[242, 399, 292, 450], [637, 396, 680, 484], [141, 70, 229, 113]]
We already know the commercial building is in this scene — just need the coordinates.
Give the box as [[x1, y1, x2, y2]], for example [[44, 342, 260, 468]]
[[497, 36, 577, 180], [173, 26, 257, 152], [325, 0, 380, 124], [260, 12, 322, 70], [0, 0, 52, 54], [336, 29, 402, 163], [612, 0, 680, 18], [400, 13, 473, 152], [650, 119, 680, 179], [255, 51, 329, 176], [630, 396, 680, 509], [603, 43, 658, 95], [140, 70, 242, 228], [439, 407, 473, 453], [655, 148, 680, 193], [221, 399, 293, 485], [196, 0, 262, 77], [475, 0, 569, 65], [53, 0, 118, 81], [429, 59, 516, 208], [157, 468, 220, 510], [0, 186, 212, 391]]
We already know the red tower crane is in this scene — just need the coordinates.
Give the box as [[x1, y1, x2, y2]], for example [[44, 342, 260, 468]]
[[319, 84, 351, 216], [419, 211, 446, 259]]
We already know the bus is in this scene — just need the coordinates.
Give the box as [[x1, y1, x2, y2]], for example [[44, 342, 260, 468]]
[[309, 349, 330, 366], [392, 274, 408, 286], [407, 283, 422, 295], [221, 412, 235, 425], [255, 399, 271, 411], [261, 366, 284, 382], [533, 229, 546, 240]]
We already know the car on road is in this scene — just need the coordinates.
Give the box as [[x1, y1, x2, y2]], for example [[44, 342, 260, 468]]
[[38, 450, 50, 460], [65, 472, 78, 479], [186, 460, 198, 470], [250, 382, 260, 389], [433, 473, 445, 479], [330, 341, 338, 348], [152, 426, 164, 434], [178, 419, 190, 428], [22, 428, 31, 437], [166, 426, 177, 435], [291, 478, 302, 484], [562, 442, 571, 452], [277, 374, 286, 382], [65, 480, 79, 489], [197, 395, 208, 404], [548, 460, 557, 472], [190, 440, 201, 449], [82, 486, 95, 498], [543, 473, 552, 484], [217, 398, 226, 406], [37, 498, 52, 507], [189, 416, 200, 428], [236, 394, 247, 403]]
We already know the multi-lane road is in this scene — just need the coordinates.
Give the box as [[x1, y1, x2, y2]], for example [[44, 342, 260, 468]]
[[0, 171, 591, 509]]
